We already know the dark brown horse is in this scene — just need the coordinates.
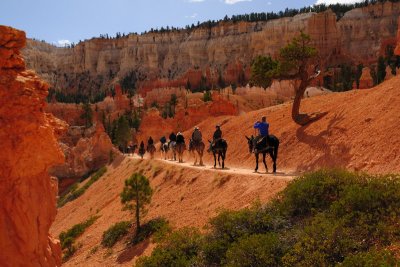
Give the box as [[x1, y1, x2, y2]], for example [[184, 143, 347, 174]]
[[189, 139, 205, 166], [175, 142, 186, 163], [245, 135, 279, 173], [207, 139, 228, 169], [146, 144, 156, 159]]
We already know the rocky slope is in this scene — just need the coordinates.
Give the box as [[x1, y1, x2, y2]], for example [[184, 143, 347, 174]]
[[0, 26, 64, 266], [53, 73, 400, 266], [23, 2, 400, 95]]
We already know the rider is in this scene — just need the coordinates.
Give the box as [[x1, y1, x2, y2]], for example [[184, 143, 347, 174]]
[[147, 136, 154, 146], [176, 132, 185, 144], [212, 124, 222, 147], [160, 135, 167, 144], [191, 126, 202, 145], [253, 116, 269, 148], [169, 132, 177, 142]]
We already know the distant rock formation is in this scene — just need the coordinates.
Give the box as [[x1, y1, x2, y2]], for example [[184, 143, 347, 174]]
[[358, 67, 375, 89], [23, 2, 400, 96], [0, 26, 63, 266], [395, 17, 400, 55]]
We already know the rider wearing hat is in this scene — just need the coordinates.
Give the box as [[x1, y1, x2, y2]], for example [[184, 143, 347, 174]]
[[191, 126, 202, 145], [212, 124, 222, 147]]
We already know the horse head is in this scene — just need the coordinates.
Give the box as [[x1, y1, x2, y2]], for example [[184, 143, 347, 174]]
[[207, 140, 212, 153], [245, 135, 254, 154]]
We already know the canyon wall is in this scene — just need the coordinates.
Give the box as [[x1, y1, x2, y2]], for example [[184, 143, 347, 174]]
[[396, 17, 400, 55], [0, 26, 62, 266], [23, 2, 400, 95]]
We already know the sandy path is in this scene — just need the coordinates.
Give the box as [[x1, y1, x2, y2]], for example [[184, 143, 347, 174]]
[[127, 153, 296, 180]]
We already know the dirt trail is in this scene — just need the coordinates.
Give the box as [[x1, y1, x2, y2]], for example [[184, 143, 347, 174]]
[[128, 153, 296, 180]]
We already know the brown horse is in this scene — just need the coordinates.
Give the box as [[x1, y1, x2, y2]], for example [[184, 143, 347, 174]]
[[189, 139, 205, 166], [175, 142, 186, 163], [146, 144, 156, 159]]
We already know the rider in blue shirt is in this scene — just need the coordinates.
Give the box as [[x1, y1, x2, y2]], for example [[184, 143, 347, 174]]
[[253, 116, 269, 147], [254, 117, 269, 137]]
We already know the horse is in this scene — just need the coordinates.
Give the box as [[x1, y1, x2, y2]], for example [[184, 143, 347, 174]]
[[168, 141, 177, 161], [160, 142, 169, 160], [127, 144, 137, 156], [245, 135, 279, 173], [146, 144, 156, 159], [189, 139, 205, 166], [175, 142, 186, 163], [207, 139, 228, 169], [138, 144, 146, 159]]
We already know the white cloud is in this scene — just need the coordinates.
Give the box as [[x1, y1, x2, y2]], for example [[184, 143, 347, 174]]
[[185, 13, 198, 18], [315, 0, 363, 4], [57, 39, 71, 47], [224, 0, 252, 4]]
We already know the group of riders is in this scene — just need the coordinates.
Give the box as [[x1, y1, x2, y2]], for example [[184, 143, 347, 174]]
[[133, 115, 275, 171]]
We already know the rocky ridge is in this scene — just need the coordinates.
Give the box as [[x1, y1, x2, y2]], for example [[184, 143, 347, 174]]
[[23, 2, 400, 95]]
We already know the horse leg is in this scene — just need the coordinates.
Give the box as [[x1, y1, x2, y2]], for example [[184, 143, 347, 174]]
[[213, 152, 216, 168], [254, 153, 259, 172], [200, 151, 204, 166], [218, 153, 221, 167], [221, 151, 225, 169], [269, 149, 277, 173], [263, 152, 268, 173]]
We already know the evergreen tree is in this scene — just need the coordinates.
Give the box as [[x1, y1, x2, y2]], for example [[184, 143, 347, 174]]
[[251, 32, 318, 125], [114, 116, 131, 150], [80, 103, 93, 128], [377, 56, 386, 84], [120, 173, 153, 234]]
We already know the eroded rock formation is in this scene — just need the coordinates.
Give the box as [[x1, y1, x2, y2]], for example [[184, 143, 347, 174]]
[[395, 17, 400, 55], [0, 26, 63, 266], [22, 2, 400, 95]]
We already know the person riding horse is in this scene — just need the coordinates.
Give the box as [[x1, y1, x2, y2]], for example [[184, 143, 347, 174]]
[[169, 132, 177, 144], [253, 116, 270, 152], [176, 132, 185, 144], [148, 136, 154, 146], [212, 124, 222, 148], [192, 126, 202, 145]]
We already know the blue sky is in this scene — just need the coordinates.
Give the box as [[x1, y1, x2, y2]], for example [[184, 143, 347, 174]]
[[1, 0, 361, 46]]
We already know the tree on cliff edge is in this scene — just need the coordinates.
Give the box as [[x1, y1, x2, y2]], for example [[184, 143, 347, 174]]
[[251, 32, 320, 125], [120, 173, 153, 235]]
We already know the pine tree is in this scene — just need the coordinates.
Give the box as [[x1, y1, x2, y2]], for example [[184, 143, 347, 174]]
[[114, 116, 131, 150], [80, 103, 93, 128], [120, 173, 153, 234]]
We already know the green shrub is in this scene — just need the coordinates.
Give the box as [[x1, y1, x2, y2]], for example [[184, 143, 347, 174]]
[[138, 170, 400, 267], [59, 215, 99, 261], [136, 227, 202, 267], [101, 221, 131, 248], [339, 250, 398, 267], [58, 167, 107, 207], [225, 233, 283, 267], [132, 217, 170, 244]]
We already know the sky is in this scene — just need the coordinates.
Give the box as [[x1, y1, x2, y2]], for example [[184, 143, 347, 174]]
[[0, 0, 362, 46]]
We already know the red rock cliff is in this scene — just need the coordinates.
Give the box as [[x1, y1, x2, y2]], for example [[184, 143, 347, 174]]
[[0, 26, 63, 266], [395, 17, 400, 55], [22, 2, 400, 95]]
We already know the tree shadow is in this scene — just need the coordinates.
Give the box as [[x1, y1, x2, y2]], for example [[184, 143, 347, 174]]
[[116, 238, 150, 264], [295, 111, 352, 171]]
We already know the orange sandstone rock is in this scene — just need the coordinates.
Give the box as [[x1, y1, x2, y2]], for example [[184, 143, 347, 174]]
[[395, 17, 400, 56], [0, 25, 63, 266]]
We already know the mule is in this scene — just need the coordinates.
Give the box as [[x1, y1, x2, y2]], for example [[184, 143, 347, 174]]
[[160, 142, 169, 160], [245, 135, 279, 173], [138, 145, 146, 159], [147, 144, 156, 159], [189, 139, 205, 166], [168, 141, 177, 161], [175, 142, 186, 163], [208, 139, 228, 169]]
